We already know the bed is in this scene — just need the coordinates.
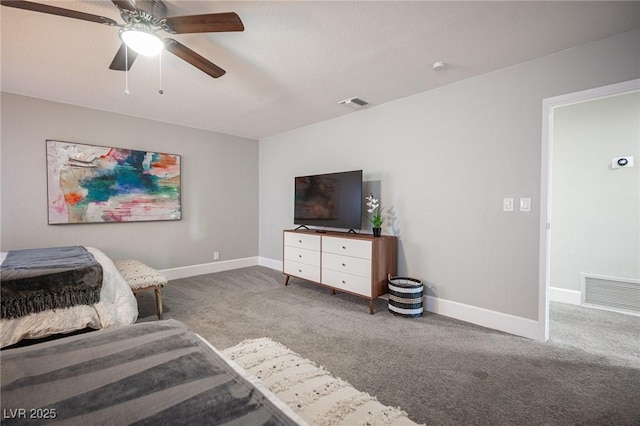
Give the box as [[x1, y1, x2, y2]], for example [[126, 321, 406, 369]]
[[0, 246, 138, 348], [0, 319, 304, 425], [1, 248, 420, 425]]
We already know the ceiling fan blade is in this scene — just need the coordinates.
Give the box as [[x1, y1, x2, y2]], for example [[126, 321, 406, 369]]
[[164, 12, 244, 34], [109, 43, 138, 71], [1, 0, 118, 26], [111, 0, 136, 13], [164, 39, 225, 79]]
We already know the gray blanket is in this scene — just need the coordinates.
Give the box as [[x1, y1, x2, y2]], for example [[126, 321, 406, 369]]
[[1, 320, 300, 425], [0, 246, 103, 319]]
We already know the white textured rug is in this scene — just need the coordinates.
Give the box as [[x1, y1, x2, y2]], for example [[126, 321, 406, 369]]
[[223, 338, 422, 426]]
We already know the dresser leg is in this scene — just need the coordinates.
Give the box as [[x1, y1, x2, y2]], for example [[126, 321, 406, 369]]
[[284, 275, 291, 286], [331, 288, 336, 295], [369, 299, 374, 315]]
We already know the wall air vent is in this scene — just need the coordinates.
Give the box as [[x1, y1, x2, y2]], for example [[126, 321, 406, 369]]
[[580, 274, 640, 316], [338, 97, 369, 108]]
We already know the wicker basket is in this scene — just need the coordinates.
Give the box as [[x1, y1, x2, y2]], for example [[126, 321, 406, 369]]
[[388, 276, 424, 318]]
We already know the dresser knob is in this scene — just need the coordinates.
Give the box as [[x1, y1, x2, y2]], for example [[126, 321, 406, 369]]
[[341, 280, 346, 284], [298, 269, 302, 273], [342, 246, 346, 249], [342, 263, 346, 267], [299, 255, 302, 258]]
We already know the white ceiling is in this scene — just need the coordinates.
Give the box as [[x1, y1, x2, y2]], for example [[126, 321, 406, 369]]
[[2, 1, 639, 140]]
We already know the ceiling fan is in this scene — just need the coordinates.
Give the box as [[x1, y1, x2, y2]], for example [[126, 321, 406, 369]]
[[1, 0, 244, 78]]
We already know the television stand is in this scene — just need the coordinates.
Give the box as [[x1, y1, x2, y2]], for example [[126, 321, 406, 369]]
[[347, 229, 357, 234], [283, 229, 397, 314], [294, 224, 310, 231]]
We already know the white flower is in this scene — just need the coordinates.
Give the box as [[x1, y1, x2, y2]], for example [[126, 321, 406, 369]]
[[365, 195, 379, 210], [364, 193, 384, 228]]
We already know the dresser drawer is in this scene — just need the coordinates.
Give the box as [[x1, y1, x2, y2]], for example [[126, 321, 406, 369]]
[[284, 246, 320, 267], [322, 252, 371, 278], [322, 268, 371, 297], [322, 236, 371, 259], [284, 232, 321, 251], [284, 260, 321, 283]]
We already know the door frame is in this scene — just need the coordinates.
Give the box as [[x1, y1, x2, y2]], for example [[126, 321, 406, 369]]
[[538, 78, 640, 341]]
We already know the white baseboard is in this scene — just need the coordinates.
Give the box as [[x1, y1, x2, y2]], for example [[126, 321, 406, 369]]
[[549, 287, 581, 305], [260, 257, 540, 340], [259, 257, 283, 271], [261, 257, 540, 340], [425, 296, 540, 340], [160, 256, 259, 281]]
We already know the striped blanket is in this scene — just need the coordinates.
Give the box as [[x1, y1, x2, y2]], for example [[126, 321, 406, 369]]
[[0, 320, 303, 425]]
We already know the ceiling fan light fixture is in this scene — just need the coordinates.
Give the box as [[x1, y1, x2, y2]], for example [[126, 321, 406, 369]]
[[119, 25, 164, 56]]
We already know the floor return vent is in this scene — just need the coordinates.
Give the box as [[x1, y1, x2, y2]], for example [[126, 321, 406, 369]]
[[580, 274, 640, 315]]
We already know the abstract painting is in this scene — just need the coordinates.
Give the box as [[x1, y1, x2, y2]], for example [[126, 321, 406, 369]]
[[46, 140, 181, 224]]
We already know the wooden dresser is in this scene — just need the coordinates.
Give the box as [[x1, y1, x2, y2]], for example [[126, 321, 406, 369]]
[[283, 229, 397, 314]]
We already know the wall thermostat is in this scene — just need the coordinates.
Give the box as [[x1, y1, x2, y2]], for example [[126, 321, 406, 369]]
[[612, 156, 633, 168]]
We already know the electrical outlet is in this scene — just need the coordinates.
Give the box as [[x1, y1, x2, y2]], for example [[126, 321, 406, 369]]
[[214, 251, 220, 260], [503, 198, 514, 212]]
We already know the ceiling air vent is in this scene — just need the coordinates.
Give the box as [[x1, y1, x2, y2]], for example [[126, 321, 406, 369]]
[[338, 97, 369, 108]]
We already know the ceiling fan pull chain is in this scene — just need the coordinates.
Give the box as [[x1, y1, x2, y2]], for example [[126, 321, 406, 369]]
[[124, 46, 130, 95], [158, 52, 164, 95]]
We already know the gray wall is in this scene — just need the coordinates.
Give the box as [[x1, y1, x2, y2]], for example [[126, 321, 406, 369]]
[[551, 92, 640, 290], [1, 93, 259, 269], [258, 29, 640, 321]]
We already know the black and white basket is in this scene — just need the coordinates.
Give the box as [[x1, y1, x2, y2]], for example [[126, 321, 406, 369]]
[[388, 276, 424, 318]]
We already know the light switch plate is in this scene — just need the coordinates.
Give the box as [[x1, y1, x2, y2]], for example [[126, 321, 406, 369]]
[[520, 197, 532, 212], [503, 198, 514, 212]]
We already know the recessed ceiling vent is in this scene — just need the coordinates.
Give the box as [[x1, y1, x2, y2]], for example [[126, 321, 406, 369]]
[[338, 97, 369, 108]]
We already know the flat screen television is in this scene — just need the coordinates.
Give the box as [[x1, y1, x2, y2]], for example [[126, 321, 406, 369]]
[[294, 169, 362, 231]]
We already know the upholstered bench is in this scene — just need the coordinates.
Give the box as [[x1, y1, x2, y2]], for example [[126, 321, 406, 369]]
[[114, 260, 167, 320]]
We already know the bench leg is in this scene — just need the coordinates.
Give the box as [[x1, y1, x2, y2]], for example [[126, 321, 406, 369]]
[[154, 288, 163, 320]]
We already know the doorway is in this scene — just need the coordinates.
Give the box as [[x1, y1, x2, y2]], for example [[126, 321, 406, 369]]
[[539, 79, 640, 342]]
